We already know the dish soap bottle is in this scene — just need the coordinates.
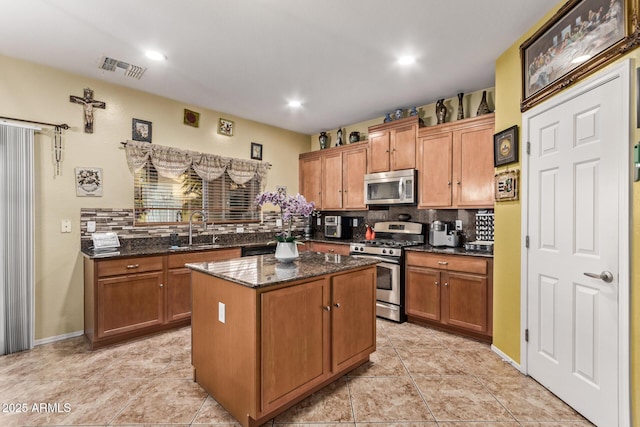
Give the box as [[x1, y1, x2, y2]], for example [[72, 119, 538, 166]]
[[365, 225, 375, 240]]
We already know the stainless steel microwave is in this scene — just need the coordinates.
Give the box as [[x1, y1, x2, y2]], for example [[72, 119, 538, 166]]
[[364, 169, 417, 205]]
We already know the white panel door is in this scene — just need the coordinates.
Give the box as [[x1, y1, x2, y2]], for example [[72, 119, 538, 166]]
[[524, 69, 625, 426]]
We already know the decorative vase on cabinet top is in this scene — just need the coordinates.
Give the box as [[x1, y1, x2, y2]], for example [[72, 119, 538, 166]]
[[457, 93, 464, 120], [476, 90, 491, 115], [319, 132, 328, 149]]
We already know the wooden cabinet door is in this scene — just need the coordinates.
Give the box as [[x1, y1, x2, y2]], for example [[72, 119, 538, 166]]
[[299, 156, 322, 208], [342, 147, 367, 210], [261, 279, 330, 412], [453, 123, 495, 208], [405, 265, 441, 321], [97, 271, 164, 338], [368, 131, 390, 173], [442, 271, 489, 334], [390, 124, 416, 170], [331, 267, 376, 372], [166, 268, 192, 322], [322, 152, 343, 210], [418, 133, 453, 208]]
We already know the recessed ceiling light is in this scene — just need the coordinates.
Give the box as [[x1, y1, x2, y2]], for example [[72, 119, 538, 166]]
[[288, 100, 302, 108], [145, 50, 166, 61], [398, 56, 416, 65]]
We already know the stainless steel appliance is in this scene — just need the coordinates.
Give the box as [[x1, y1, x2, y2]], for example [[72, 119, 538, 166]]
[[364, 169, 417, 205], [324, 215, 352, 239], [429, 221, 461, 247], [350, 221, 425, 322]]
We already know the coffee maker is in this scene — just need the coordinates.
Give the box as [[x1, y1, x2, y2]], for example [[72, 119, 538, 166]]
[[429, 221, 461, 247], [324, 215, 353, 239]]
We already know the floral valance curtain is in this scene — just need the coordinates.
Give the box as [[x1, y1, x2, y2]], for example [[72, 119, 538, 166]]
[[125, 140, 270, 185]]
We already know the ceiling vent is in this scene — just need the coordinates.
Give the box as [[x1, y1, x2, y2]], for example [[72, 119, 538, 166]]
[[99, 56, 146, 79]]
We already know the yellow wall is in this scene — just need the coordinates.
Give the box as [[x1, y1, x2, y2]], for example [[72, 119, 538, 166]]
[[308, 89, 495, 150], [0, 54, 310, 341], [494, 1, 639, 423]]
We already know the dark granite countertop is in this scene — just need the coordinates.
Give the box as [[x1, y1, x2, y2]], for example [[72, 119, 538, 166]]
[[80, 238, 359, 259], [405, 244, 493, 258], [186, 251, 379, 289]]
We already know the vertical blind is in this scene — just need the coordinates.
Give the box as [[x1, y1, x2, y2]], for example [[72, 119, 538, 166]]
[[0, 123, 35, 355]]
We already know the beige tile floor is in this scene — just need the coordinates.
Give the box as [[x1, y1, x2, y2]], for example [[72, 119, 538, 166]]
[[0, 319, 593, 427]]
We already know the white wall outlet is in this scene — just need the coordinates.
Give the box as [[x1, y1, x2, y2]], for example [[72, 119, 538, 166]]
[[236, 227, 244, 233], [87, 221, 96, 233], [61, 219, 71, 233], [275, 219, 283, 227], [317, 217, 321, 226], [218, 302, 226, 323], [455, 220, 463, 231], [352, 218, 358, 227]]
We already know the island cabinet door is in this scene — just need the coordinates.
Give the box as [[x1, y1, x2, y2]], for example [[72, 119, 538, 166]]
[[330, 267, 376, 372], [96, 271, 165, 338], [260, 279, 331, 413]]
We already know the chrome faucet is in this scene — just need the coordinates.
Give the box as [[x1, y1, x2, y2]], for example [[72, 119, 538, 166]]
[[189, 210, 207, 246]]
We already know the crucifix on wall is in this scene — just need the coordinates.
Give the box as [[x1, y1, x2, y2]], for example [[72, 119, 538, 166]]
[[69, 88, 106, 133]]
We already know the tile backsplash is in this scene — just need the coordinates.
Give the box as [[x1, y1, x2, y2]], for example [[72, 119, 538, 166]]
[[80, 208, 307, 249]]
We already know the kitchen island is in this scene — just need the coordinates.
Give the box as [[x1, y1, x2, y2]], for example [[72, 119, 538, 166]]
[[187, 252, 378, 427]]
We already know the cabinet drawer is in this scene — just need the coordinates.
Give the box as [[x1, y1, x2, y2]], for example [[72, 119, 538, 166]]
[[168, 248, 241, 269], [406, 252, 487, 275], [310, 242, 350, 256], [97, 256, 164, 277]]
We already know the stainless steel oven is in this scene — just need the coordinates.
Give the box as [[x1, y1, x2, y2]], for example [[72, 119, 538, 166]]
[[349, 221, 425, 323], [351, 254, 403, 321]]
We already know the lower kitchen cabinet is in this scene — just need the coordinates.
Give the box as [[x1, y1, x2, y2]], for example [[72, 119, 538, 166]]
[[405, 251, 493, 341], [84, 248, 240, 349]]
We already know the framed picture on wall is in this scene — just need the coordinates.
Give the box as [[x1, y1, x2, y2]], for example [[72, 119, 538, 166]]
[[218, 118, 234, 136], [494, 125, 519, 167], [520, 0, 637, 111], [132, 118, 152, 143], [75, 167, 103, 197], [251, 142, 263, 160]]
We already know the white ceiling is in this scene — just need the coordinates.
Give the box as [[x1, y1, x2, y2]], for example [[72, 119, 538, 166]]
[[0, 0, 558, 135]]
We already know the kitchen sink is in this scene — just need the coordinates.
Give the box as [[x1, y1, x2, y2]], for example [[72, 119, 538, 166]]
[[169, 244, 223, 251]]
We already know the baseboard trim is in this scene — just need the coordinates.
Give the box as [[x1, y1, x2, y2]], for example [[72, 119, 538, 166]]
[[35, 330, 84, 346], [491, 344, 525, 374]]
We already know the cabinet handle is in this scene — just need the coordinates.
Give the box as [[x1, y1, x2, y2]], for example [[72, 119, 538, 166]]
[[447, 181, 451, 186], [438, 261, 448, 265], [457, 181, 461, 185], [329, 249, 335, 252], [334, 303, 341, 308], [324, 306, 331, 311], [435, 281, 439, 286], [159, 283, 164, 288], [444, 282, 449, 287], [126, 264, 139, 269]]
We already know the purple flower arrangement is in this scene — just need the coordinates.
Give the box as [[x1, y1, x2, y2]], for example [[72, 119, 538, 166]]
[[255, 191, 316, 242]]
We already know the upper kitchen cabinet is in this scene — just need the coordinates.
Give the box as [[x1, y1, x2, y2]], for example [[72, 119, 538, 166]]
[[417, 114, 495, 209], [367, 116, 423, 173], [299, 143, 367, 211]]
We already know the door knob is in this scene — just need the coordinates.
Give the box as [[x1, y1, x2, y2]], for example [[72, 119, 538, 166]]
[[583, 271, 614, 283], [334, 303, 341, 308]]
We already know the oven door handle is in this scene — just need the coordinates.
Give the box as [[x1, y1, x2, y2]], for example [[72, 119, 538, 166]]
[[350, 254, 400, 265]]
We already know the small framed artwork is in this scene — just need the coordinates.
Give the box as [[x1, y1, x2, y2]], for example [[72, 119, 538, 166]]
[[75, 167, 103, 197], [183, 109, 200, 127], [251, 142, 263, 160], [132, 118, 152, 143], [494, 125, 519, 167], [495, 170, 519, 202], [218, 118, 234, 136]]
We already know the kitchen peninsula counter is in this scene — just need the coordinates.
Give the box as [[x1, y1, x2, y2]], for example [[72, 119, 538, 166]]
[[188, 252, 378, 427]]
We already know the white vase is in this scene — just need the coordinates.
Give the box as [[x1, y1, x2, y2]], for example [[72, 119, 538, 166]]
[[275, 242, 299, 263]]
